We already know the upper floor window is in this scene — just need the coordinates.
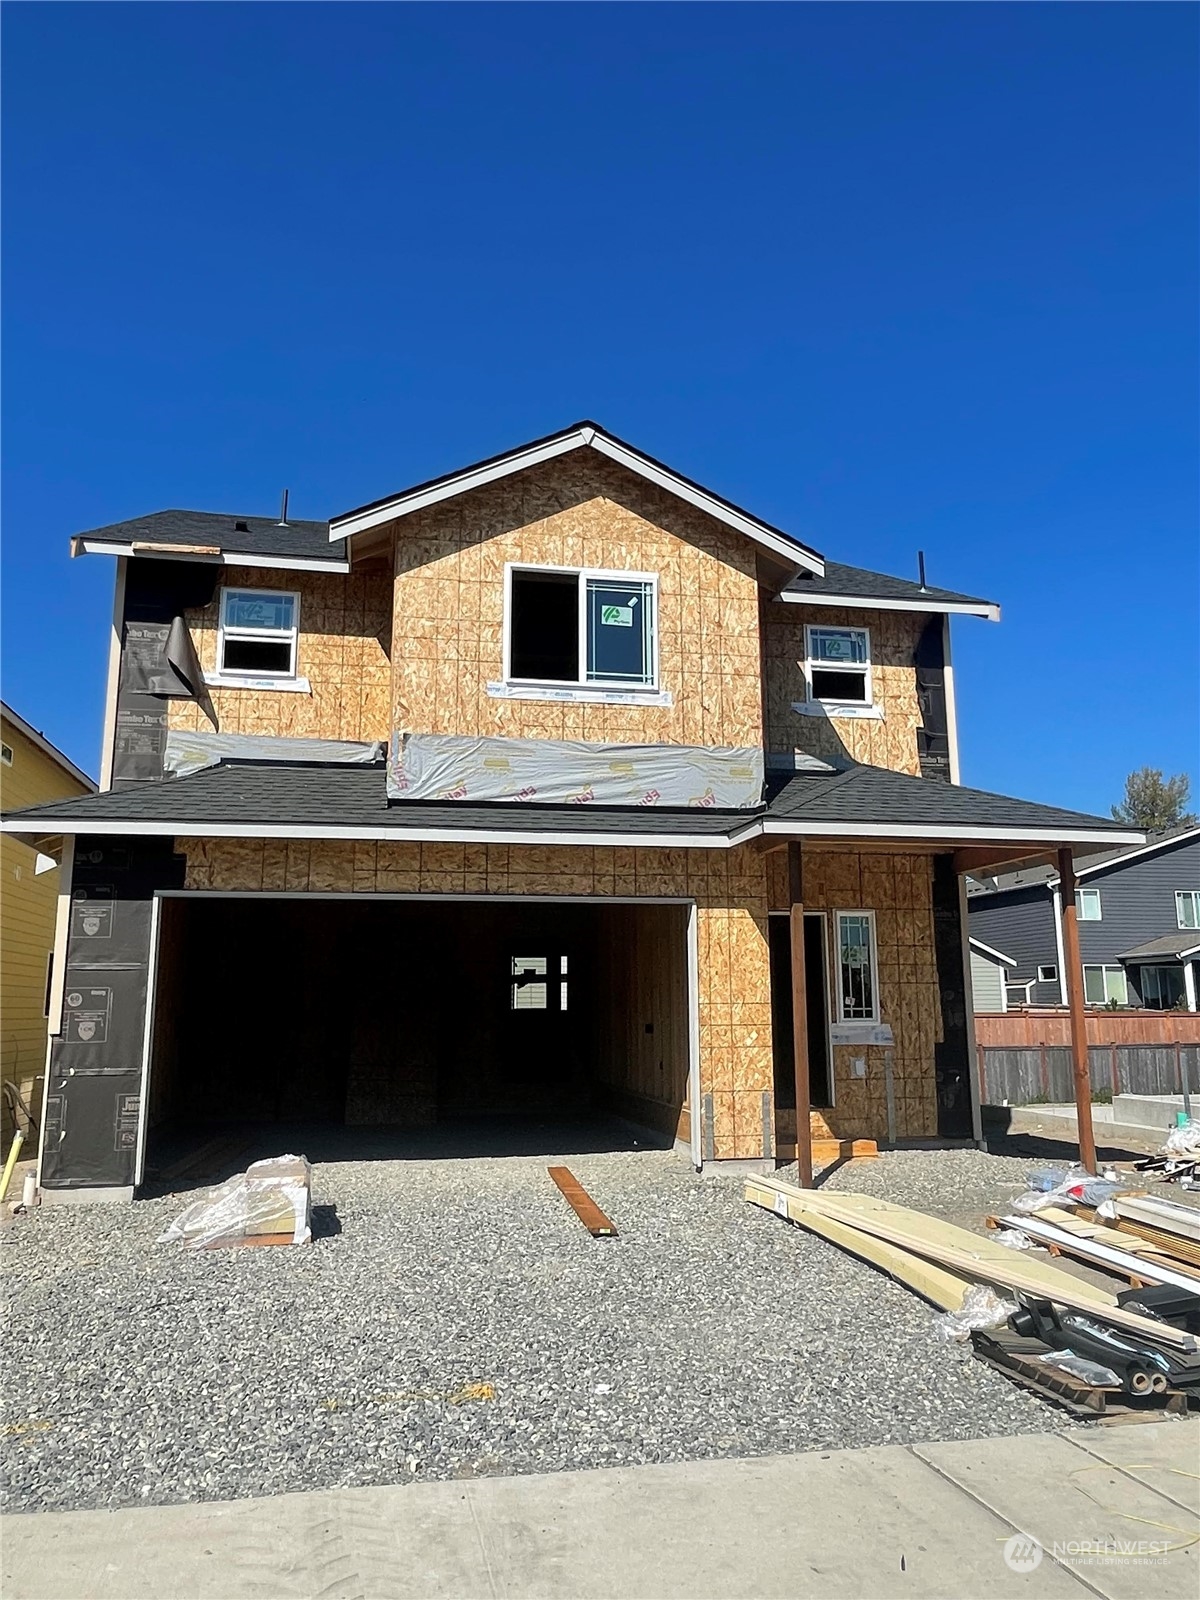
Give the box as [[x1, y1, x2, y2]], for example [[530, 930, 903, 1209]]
[[506, 567, 657, 691], [0, 742, 12, 766], [218, 589, 299, 679], [1075, 888, 1102, 921], [1177, 890, 1200, 929], [804, 626, 872, 707]]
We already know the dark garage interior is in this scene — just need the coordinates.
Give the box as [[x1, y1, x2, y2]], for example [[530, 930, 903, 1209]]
[[143, 896, 692, 1177]]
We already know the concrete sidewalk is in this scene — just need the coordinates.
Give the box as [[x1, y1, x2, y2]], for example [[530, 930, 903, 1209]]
[[4, 1420, 1197, 1600]]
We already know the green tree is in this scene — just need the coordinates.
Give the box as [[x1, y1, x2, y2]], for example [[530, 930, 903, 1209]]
[[1111, 768, 1197, 831]]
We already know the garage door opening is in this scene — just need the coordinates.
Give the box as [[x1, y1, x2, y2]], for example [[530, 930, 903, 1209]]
[[142, 896, 694, 1181]]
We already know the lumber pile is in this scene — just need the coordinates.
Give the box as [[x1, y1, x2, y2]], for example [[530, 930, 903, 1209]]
[[746, 1174, 1200, 1416]]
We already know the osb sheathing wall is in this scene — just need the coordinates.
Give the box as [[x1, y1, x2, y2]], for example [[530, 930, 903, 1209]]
[[179, 836, 772, 1159], [387, 454, 765, 749], [169, 568, 392, 742], [767, 848, 943, 1142], [176, 836, 945, 1153], [761, 601, 926, 775]]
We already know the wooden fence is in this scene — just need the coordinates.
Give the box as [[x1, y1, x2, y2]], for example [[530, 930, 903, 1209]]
[[977, 1040, 1200, 1106]]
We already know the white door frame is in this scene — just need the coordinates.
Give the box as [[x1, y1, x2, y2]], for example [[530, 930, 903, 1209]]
[[136, 889, 704, 1185]]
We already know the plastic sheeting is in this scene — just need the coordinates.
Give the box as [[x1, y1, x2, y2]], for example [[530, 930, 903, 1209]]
[[165, 730, 385, 778], [158, 1155, 312, 1248], [387, 732, 765, 807]]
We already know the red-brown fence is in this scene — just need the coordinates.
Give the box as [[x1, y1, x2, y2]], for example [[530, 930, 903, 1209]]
[[976, 1009, 1200, 1050]]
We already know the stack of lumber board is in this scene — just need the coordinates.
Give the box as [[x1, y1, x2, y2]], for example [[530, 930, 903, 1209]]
[[994, 1206, 1200, 1293], [744, 1175, 1198, 1353]]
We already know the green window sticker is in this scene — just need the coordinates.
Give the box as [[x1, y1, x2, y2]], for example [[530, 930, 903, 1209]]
[[600, 604, 634, 627]]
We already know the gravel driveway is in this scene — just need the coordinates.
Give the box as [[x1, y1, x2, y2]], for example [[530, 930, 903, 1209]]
[[2, 1143, 1068, 1514]]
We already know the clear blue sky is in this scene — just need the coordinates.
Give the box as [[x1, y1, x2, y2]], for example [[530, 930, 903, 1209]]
[[3, 4, 1196, 813]]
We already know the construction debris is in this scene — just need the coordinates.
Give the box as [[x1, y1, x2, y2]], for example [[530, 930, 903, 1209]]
[[548, 1166, 618, 1237], [746, 1172, 1200, 1419], [158, 1154, 312, 1249]]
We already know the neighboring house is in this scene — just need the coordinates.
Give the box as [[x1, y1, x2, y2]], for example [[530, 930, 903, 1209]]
[[968, 938, 1015, 1014], [0, 703, 95, 1137], [968, 826, 1200, 1013], [1, 422, 1134, 1199]]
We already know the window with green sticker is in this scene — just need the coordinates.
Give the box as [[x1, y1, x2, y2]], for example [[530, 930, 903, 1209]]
[[507, 567, 657, 689]]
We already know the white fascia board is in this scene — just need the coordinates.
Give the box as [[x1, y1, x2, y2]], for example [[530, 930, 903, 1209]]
[[968, 936, 1016, 967], [585, 434, 824, 576], [777, 589, 1000, 621], [330, 430, 825, 576], [330, 433, 589, 537], [0, 815, 763, 850], [1044, 825, 1196, 886], [76, 539, 350, 575], [760, 818, 1138, 847]]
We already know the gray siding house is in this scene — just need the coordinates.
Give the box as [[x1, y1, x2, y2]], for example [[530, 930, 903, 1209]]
[[968, 827, 1200, 1012]]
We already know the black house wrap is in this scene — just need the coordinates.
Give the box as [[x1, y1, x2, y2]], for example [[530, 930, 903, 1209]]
[[112, 560, 217, 787], [931, 853, 973, 1139], [913, 617, 951, 782], [42, 836, 185, 1189]]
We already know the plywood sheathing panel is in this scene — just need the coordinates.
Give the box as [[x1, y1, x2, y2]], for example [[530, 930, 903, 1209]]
[[175, 837, 945, 1151], [168, 568, 392, 742], [761, 600, 925, 774], [389, 453, 765, 751]]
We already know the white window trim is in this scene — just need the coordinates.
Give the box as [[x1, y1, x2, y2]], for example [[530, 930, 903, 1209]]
[[833, 908, 881, 1026], [217, 587, 301, 682], [803, 624, 874, 714], [1075, 887, 1102, 922], [502, 563, 660, 696], [1176, 889, 1200, 930], [1037, 964, 1058, 984]]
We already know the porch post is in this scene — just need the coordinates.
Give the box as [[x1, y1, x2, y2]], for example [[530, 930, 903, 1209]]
[[1057, 847, 1098, 1174], [788, 841, 813, 1188]]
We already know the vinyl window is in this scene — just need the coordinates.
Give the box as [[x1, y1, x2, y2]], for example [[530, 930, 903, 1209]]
[[506, 566, 657, 691], [834, 910, 880, 1023], [1139, 965, 1185, 1010], [804, 626, 872, 707], [1176, 890, 1200, 930], [0, 743, 12, 766], [1082, 964, 1128, 1006], [1037, 964, 1058, 984], [1075, 888, 1102, 922], [217, 589, 299, 679]]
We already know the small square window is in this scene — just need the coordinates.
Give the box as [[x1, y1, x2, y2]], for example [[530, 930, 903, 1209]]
[[1176, 890, 1200, 930], [806, 626, 871, 706], [1075, 888, 1102, 922], [1037, 964, 1058, 983], [0, 743, 12, 766], [218, 589, 299, 679]]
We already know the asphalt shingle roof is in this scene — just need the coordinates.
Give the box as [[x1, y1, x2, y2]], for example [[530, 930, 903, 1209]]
[[4, 758, 1126, 842], [1116, 933, 1200, 962], [779, 560, 995, 610], [764, 764, 1126, 834], [77, 509, 344, 564]]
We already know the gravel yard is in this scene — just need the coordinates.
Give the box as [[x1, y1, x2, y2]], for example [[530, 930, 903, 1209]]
[[3, 1143, 1074, 1514]]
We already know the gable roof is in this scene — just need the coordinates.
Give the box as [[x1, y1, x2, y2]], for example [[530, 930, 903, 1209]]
[[968, 822, 1200, 899], [71, 510, 349, 573], [0, 702, 95, 792], [328, 421, 826, 575], [778, 560, 1000, 621], [970, 937, 1016, 967]]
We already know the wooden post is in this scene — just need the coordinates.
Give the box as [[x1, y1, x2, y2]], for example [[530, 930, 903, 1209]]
[[1057, 847, 1098, 1174], [788, 841, 813, 1188]]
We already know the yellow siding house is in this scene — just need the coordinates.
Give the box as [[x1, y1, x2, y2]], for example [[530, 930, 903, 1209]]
[[0, 702, 94, 1136]]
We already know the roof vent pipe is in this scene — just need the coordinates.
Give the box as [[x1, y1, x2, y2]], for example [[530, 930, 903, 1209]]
[[278, 489, 290, 526], [917, 550, 927, 591]]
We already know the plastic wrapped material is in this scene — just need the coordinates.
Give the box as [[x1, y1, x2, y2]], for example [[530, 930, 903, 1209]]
[[158, 1155, 311, 1249], [1036, 1350, 1120, 1388], [164, 731, 384, 779], [935, 1284, 1018, 1342], [1010, 1165, 1125, 1214], [1162, 1119, 1200, 1157], [387, 731, 764, 807]]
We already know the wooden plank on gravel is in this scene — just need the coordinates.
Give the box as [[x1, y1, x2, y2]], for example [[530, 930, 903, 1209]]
[[745, 1176, 1196, 1350], [548, 1167, 617, 1237]]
